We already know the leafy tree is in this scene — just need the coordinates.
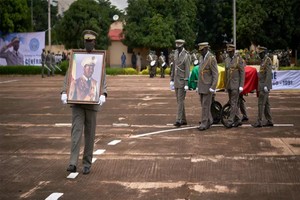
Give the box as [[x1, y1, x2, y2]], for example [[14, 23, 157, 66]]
[[123, 0, 197, 50], [0, 0, 31, 34], [237, 0, 298, 50], [54, 0, 121, 49]]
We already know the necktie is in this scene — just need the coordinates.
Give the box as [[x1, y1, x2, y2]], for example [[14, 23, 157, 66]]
[[16, 52, 18, 56], [87, 79, 91, 87]]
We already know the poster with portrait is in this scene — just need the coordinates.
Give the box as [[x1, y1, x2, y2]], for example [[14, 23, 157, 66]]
[[67, 50, 106, 104]]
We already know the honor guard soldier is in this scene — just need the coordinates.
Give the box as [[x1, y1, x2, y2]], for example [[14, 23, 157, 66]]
[[224, 44, 245, 128], [252, 46, 273, 128], [158, 51, 166, 78], [61, 29, 108, 175], [170, 39, 190, 127], [41, 49, 46, 78], [197, 42, 219, 131]]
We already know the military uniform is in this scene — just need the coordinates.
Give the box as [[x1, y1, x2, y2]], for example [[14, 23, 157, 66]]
[[252, 46, 273, 127], [61, 30, 108, 174], [41, 49, 46, 78], [197, 42, 219, 130], [224, 44, 245, 127], [0, 37, 24, 66], [46, 51, 53, 76], [158, 52, 166, 78], [170, 39, 190, 126], [147, 51, 157, 78]]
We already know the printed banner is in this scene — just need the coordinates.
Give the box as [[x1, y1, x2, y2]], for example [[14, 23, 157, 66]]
[[0, 31, 45, 66], [272, 70, 300, 90]]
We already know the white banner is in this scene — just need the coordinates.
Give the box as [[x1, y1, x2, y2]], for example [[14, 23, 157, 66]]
[[272, 70, 300, 90], [0, 31, 45, 66]]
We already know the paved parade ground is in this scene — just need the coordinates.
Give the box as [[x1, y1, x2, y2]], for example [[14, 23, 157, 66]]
[[0, 75, 300, 200]]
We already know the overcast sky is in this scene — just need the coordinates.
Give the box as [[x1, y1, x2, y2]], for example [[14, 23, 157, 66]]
[[110, 0, 128, 11]]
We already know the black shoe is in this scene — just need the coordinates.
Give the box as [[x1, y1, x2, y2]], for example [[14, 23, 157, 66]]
[[173, 122, 181, 127], [82, 166, 90, 175], [198, 126, 206, 131], [232, 121, 242, 127], [263, 121, 274, 127], [241, 116, 249, 122], [181, 122, 187, 126], [251, 122, 262, 128], [226, 123, 233, 128], [66, 165, 76, 172]]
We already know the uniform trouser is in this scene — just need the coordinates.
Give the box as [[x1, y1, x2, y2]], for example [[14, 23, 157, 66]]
[[228, 89, 240, 124], [70, 106, 97, 168], [257, 91, 272, 123], [239, 95, 247, 117], [46, 63, 53, 76], [149, 66, 156, 77], [41, 63, 45, 77], [199, 93, 213, 128], [160, 66, 165, 77], [175, 88, 187, 123]]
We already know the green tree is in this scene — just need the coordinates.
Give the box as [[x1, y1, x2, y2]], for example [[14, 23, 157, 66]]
[[123, 0, 197, 50], [0, 0, 31, 34], [54, 0, 121, 49], [237, 0, 298, 50]]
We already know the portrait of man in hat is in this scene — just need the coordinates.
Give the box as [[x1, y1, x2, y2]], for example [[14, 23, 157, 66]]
[[0, 36, 24, 66], [68, 55, 99, 101]]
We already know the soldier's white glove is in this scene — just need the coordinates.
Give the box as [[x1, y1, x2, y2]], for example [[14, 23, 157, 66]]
[[264, 86, 269, 93], [170, 81, 174, 90], [98, 95, 106, 105], [209, 88, 216, 93], [184, 85, 189, 91], [195, 87, 198, 92], [239, 87, 243, 93], [61, 92, 67, 104]]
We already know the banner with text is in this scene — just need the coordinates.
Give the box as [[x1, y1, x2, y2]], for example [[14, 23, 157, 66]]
[[0, 31, 45, 66], [272, 70, 300, 90]]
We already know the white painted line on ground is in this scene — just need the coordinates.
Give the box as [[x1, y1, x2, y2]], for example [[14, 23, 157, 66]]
[[92, 158, 97, 163], [45, 192, 64, 200], [94, 149, 106, 155], [112, 123, 129, 127], [66, 172, 79, 179], [54, 123, 71, 127], [130, 126, 198, 138], [130, 124, 295, 138], [108, 140, 121, 145], [0, 80, 18, 84], [20, 181, 50, 198]]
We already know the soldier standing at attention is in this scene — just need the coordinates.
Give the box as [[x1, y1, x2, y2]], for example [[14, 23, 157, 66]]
[[170, 39, 190, 127], [46, 50, 53, 76], [197, 42, 218, 131], [224, 44, 245, 128], [60, 30, 108, 175], [41, 49, 46, 78], [158, 51, 166, 78], [252, 46, 273, 128]]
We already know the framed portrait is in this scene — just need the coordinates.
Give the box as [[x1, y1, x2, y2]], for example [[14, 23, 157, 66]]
[[66, 49, 106, 104]]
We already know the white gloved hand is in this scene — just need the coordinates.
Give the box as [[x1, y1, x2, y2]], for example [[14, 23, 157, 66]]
[[195, 87, 198, 92], [98, 95, 106, 105], [264, 86, 269, 93], [170, 81, 174, 90], [184, 85, 189, 91], [209, 88, 215, 93], [239, 87, 243, 93], [61, 93, 67, 104]]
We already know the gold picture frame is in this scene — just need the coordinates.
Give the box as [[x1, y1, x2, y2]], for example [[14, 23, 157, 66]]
[[66, 49, 106, 104]]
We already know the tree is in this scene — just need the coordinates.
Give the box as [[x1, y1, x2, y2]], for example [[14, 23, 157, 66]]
[[54, 0, 121, 49], [0, 0, 31, 34], [123, 0, 197, 50]]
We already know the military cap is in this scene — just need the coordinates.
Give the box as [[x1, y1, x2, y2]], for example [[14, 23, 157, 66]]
[[226, 44, 235, 52], [175, 39, 185, 44], [11, 37, 20, 43], [198, 42, 209, 51], [82, 30, 98, 40], [81, 56, 97, 67], [257, 46, 267, 53]]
